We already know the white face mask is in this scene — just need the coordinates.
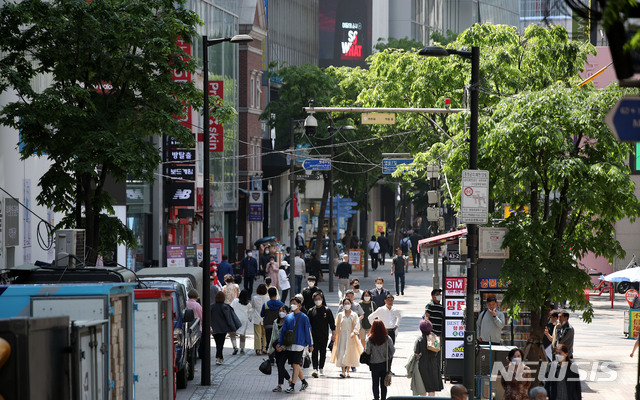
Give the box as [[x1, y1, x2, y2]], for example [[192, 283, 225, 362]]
[[344, 304, 351, 310], [363, 296, 371, 302], [308, 281, 315, 287], [555, 354, 565, 362], [279, 312, 287, 318], [435, 295, 442, 301], [290, 304, 298, 311], [376, 284, 383, 290], [246, 253, 251, 258], [511, 357, 521, 364], [315, 300, 323, 306]]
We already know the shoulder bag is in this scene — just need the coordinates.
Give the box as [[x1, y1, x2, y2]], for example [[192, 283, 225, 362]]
[[282, 313, 301, 346], [259, 358, 272, 375], [427, 332, 441, 352], [384, 338, 392, 386]]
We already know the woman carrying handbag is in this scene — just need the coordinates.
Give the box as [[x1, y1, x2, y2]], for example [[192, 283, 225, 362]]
[[411, 320, 444, 396], [364, 320, 395, 400]]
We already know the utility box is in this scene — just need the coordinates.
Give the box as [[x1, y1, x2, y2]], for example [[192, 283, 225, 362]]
[[0, 316, 71, 400], [134, 289, 175, 400], [0, 283, 136, 400]]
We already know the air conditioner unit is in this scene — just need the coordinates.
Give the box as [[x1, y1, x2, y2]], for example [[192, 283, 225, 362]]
[[55, 229, 86, 268]]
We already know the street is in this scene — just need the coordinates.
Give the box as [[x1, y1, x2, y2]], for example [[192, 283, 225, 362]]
[[178, 258, 637, 400]]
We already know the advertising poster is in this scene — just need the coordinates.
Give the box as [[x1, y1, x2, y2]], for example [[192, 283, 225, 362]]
[[445, 277, 467, 297], [210, 238, 224, 264], [374, 221, 386, 236], [166, 245, 186, 267], [445, 319, 465, 339], [319, 0, 372, 68], [630, 310, 640, 339], [445, 298, 466, 317], [5, 198, 19, 247], [184, 245, 197, 267], [445, 340, 464, 359]]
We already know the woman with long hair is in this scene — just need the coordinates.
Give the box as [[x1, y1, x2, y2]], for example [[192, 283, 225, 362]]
[[364, 320, 395, 400], [544, 344, 582, 400], [230, 289, 252, 354], [359, 289, 377, 347], [501, 347, 531, 400], [330, 297, 363, 378], [267, 305, 292, 392], [210, 291, 241, 365], [411, 320, 444, 396], [250, 283, 270, 355]]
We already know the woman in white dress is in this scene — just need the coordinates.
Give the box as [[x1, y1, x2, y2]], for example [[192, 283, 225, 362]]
[[330, 298, 363, 378], [230, 289, 253, 354]]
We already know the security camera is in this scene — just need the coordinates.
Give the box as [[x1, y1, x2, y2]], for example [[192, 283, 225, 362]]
[[304, 114, 317, 136]]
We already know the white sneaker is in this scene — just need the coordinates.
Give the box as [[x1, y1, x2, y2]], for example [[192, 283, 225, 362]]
[[319, 369, 324, 376]]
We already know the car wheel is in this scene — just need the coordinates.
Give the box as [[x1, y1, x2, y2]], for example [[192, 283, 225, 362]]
[[177, 362, 189, 389]]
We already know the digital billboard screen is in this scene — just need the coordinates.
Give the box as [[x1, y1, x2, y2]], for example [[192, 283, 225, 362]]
[[319, 0, 372, 68]]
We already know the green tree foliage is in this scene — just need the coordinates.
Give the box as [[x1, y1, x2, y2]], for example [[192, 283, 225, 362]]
[[0, 0, 204, 262], [374, 37, 425, 52], [430, 29, 459, 46]]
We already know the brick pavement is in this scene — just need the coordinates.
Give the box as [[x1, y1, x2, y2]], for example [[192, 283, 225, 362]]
[[178, 257, 638, 400]]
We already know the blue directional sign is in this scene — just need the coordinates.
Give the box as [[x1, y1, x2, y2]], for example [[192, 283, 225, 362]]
[[302, 159, 331, 171], [606, 96, 640, 142], [382, 158, 415, 174]]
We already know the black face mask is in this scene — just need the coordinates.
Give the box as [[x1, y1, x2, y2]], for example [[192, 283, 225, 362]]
[[353, 285, 360, 289]]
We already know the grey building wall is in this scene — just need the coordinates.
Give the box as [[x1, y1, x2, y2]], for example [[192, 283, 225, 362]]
[[267, 0, 319, 67]]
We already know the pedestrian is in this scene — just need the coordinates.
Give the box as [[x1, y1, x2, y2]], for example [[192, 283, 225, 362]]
[[410, 320, 444, 396], [337, 290, 364, 318], [544, 310, 560, 360], [529, 386, 548, 400], [251, 283, 269, 355], [544, 344, 581, 400], [368, 235, 381, 271], [556, 310, 574, 358], [268, 305, 292, 392], [296, 227, 306, 251], [276, 297, 313, 393], [335, 254, 352, 300], [390, 248, 407, 296], [294, 250, 306, 294], [359, 289, 377, 347], [301, 275, 324, 311], [216, 254, 234, 283], [261, 286, 284, 362], [307, 291, 336, 378], [264, 276, 279, 300], [351, 278, 363, 302], [330, 298, 363, 378], [501, 348, 531, 400], [222, 274, 240, 304], [476, 296, 506, 344], [210, 291, 242, 365], [377, 232, 390, 266], [265, 255, 280, 290], [364, 320, 395, 400], [451, 384, 470, 400], [240, 249, 258, 294], [307, 252, 323, 283], [230, 289, 252, 355], [424, 288, 443, 336], [278, 261, 291, 303], [400, 233, 411, 257], [409, 230, 423, 269], [371, 277, 391, 308], [630, 333, 640, 358], [368, 294, 402, 344], [186, 288, 203, 333]]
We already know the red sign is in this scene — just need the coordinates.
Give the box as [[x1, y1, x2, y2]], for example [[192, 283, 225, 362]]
[[445, 278, 467, 297], [208, 81, 223, 98], [210, 238, 224, 264], [200, 80, 224, 152], [172, 37, 192, 83], [626, 289, 639, 307]]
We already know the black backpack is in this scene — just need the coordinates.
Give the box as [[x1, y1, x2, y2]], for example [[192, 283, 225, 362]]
[[263, 302, 280, 329], [400, 238, 410, 254]]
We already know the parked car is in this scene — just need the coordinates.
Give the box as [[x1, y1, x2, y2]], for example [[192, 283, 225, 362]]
[[139, 278, 200, 389], [305, 238, 346, 270]]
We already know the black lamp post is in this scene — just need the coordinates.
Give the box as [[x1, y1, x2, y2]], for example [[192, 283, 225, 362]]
[[201, 33, 252, 386], [419, 45, 479, 394]]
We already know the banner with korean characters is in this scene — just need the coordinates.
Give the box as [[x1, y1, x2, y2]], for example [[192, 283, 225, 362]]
[[445, 298, 466, 318], [445, 277, 466, 297]]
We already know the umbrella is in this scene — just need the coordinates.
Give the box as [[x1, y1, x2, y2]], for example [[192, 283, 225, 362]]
[[254, 236, 278, 247], [603, 267, 640, 282]]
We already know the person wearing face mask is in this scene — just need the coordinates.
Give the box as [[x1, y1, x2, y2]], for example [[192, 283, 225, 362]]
[[424, 289, 443, 336], [476, 296, 506, 344], [276, 297, 313, 393], [501, 348, 531, 400], [351, 278, 363, 301], [359, 290, 377, 347], [307, 292, 336, 378], [301, 276, 324, 311], [544, 344, 581, 400], [330, 298, 363, 378], [268, 305, 292, 392], [371, 277, 391, 308], [335, 254, 352, 300], [240, 249, 259, 294], [544, 310, 560, 360], [294, 250, 307, 294], [390, 247, 407, 296], [556, 311, 574, 359]]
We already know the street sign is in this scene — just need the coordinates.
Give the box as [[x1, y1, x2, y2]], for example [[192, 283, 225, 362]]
[[362, 113, 396, 125], [461, 169, 489, 224], [302, 159, 331, 171], [288, 174, 322, 181], [382, 158, 414, 174], [606, 96, 640, 142]]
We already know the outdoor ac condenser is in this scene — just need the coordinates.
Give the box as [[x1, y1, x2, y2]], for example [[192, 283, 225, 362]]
[[55, 229, 86, 268]]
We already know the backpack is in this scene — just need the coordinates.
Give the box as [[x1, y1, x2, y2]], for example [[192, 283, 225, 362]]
[[400, 238, 410, 254], [263, 302, 280, 329]]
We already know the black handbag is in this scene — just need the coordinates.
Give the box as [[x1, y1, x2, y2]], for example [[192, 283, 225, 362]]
[[359, 351, 370, 365], [328, 340, 334, 351], [303, 352, 311, 368], [259, 358, 272, 375]]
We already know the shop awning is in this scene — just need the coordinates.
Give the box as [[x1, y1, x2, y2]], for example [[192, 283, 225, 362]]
[[417, 228, 467, 251]]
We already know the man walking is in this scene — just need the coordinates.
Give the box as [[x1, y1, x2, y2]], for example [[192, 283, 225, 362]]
[[377, 232, 390, 266], [424, 288, 443, 336], [390, 247, 407, 296], [556, 310, 574, 357], [368, 294, 402, 343], [335, 254, 352, 300], [301, 276, 324, 311], [368, 235, 381, 271], [409, 230, 423, 269], [277, 297, 313, 393], [476, 296, 506, 344], [307, 292, 335, 377], [216, 254, 234, 283], [240, 249, 258, 294], [293, 250, 306, 294], [371, 277, 391, 308]]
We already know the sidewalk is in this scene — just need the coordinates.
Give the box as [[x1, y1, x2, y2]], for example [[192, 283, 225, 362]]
[[178, 258, 637, 399]]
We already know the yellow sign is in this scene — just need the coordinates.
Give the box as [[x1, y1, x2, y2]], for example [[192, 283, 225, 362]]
[[362, 113, 396, 125], [631, 310, 640, 339], [374, 221, 387, 236], [504, 205, 529, 219]]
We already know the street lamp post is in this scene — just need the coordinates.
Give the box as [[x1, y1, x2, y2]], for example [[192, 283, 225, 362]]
[[419, 45, 479, 394], [201, 33, 252, 386]]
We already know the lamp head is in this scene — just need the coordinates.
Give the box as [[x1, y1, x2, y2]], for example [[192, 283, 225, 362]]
[[230, 34, 253, 43], [418, 46, 450, 57]]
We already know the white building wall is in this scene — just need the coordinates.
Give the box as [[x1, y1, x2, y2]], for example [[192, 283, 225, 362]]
[[372, 0, 390, 46]]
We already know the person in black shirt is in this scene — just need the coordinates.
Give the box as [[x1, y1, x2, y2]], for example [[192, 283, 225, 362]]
[[424, 289, 443, 336], [409, 231, 423, 269], [301, 276, 324, 311], [307, 252, 323, 283], [390, 248, 407, 296], [307, 291, 336, 377], [335, 254, 352, 299]]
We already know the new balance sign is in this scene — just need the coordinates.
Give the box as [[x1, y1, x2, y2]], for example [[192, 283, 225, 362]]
[[167, 182, 195, 206], [173, 189, 192, 200]]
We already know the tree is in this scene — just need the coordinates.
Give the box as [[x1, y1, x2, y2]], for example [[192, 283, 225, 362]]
[[0, 0, 206, 262], [374, 37, 424, 52]]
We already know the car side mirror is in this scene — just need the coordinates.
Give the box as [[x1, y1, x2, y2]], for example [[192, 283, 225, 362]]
[[183, 308, 195, 323]]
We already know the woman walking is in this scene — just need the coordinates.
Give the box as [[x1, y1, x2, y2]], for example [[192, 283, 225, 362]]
[[411, 320, 444, 396], [251, 283, 270, 355], [364, 320, 395, 400], [501, 348, 532, 400], [265, 255, 280, 290], [359, 289, 377, 347], [267, 305, 292, 392], [230, 289, 252, 354], [307, 291, 336, 377], [278, 261, 291, 303], [222, 273, 239, 304], [368, 236, 381, 271], [544, 344, 582, 400], [210, 291, 242, 365], [330, 298, 363, 378]]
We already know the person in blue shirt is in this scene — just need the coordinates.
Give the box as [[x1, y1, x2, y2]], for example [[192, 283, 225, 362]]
[[217, 254, 234, 283], [276, 297, 313, 393], [240, 249, 259, 294]]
